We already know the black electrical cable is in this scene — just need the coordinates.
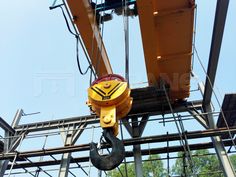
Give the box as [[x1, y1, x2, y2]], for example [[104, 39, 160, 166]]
[[76, 36, 91, 75], [58, 5, 78, 37], [50, 4, 92, 76]]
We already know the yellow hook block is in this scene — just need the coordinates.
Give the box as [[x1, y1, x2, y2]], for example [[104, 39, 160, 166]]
[[87, 75, 132, 136]]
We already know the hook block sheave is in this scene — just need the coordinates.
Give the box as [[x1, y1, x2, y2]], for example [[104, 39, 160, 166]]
[[87, 74, 132, 170], [87, 74, 132, 135]]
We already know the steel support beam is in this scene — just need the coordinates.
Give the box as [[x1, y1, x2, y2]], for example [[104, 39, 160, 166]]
[[14, 100, 202, 133], [2, 126, 236, 161], [187, 109, 208, 129], [58, 126, 73, 177], [132, 117, 144, 177], [0, 109, 23, 177], [6, 139, 236, 170], [123, 115, 149, 177], [133, 144, 143, 177], [58, 124, 86, 177], [200, 75, 235, 177], [203, 0, 229, 105], [205, 104, 235, 177], [15, 115, 98, 133], [0, 117, 15, 135]]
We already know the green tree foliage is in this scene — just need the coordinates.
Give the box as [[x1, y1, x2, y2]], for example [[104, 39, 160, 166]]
[[107, 154, 166, 177], [171, 150, 223, 177], [107, 163, 135, 177], [143, 155, 167, 177], [230, 154, 236, 170], [107, 151, 236, 177]]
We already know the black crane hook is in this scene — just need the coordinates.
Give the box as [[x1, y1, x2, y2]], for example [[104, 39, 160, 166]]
[[90, 128, 125, 170]]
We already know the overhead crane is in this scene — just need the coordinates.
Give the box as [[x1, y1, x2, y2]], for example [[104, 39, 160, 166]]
[[64, 0, 196, 170], [0, 0, 235, 177]]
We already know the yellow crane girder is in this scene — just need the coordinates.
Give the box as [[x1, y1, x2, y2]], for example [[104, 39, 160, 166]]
[[137, 0, 195, 100]]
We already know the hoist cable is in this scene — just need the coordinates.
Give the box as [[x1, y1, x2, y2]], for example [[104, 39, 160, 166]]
[[123, 0, 130, 85], [194, 46, 236, 151], [162, 83, 195, 175], [191, 5, 197, 71]]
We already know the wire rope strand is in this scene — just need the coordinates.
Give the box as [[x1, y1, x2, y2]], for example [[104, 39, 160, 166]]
[[95, 0, 106, 78], [194, 46, 236, 151], [161, 82, 195, 175], [123, 0, 130, 85], [191, 5, 197, 71]]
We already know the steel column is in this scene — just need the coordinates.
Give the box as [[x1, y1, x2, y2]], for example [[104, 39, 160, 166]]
[[205, 104, 235, 177], [58, 124, 86, 177], [200, 81, 235, 177], [203, 0, 229, 105], [133, 144, 143, 177], [132, 117, 143, 177], [0, 109, 23, 177], [58, 126, 74, 177]]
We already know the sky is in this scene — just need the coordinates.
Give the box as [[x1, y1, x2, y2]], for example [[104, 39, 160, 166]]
[[0, 0, 236, 176]]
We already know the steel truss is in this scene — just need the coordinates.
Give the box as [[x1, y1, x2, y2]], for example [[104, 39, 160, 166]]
[[0, 98, 235, 177], [0, 0, 233, 176]]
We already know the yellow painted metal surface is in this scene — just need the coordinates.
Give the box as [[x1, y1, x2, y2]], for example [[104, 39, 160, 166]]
[[137, 0, 195, 100], [66, 0, 113, 77], [88, 80, 132, 135]]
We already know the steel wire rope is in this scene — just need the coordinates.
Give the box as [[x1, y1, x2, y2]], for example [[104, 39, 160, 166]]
[[122, 0, 130, 85], [94, 0, 106, 79], [194, 46, 236, 151], [191, 5, 197, 71], [91, 0, 107, 79], [176, 114, 195, 176], [161, 83, 195, 176], [112, 1, 130, 175], [90, 0, 99, 79]]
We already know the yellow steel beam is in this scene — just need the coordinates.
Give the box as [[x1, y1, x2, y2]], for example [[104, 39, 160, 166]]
[[66, 0, 113, 77], [137, 0, 195, 100]]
